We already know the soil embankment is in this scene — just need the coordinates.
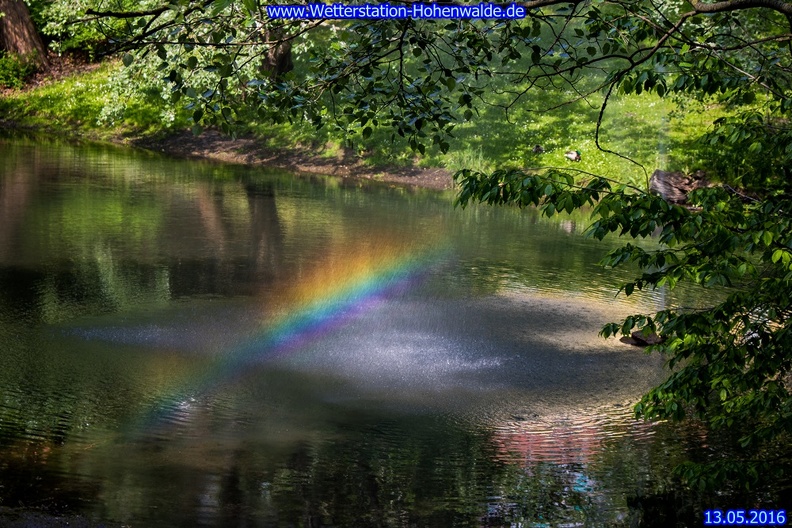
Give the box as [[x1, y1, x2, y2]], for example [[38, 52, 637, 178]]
[[134, 129, 455, 190]]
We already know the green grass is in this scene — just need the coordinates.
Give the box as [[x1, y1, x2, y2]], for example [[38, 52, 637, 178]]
[[0, 60, 721, 188], [242, 75, 721, 189], [0, 62, 190, 141]]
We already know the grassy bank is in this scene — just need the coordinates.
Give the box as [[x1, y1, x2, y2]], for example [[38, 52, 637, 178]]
[[0, 60, 718, 188], [0, 62, 190, 141]]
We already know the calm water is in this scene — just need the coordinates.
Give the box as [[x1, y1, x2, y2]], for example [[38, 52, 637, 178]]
[[0, 137, 707, 526]]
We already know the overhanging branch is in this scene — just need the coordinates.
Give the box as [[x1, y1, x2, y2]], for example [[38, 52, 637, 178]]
[[85, 7, 168, 19], [691, 0, 792, 17]]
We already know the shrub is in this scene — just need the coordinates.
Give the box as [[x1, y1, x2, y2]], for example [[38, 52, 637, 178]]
[[0, 52, 35, 89]]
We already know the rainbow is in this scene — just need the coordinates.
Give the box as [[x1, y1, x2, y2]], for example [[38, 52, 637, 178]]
[[131, 238, 449, 434]]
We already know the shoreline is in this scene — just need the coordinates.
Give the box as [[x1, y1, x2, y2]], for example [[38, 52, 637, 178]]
[[132, 129, 455, 191], [0, 122, 456, 191], [1, 52, 455, 192]]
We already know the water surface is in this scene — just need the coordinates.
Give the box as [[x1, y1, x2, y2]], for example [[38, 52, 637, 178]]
[[0, 137, 703, 526]]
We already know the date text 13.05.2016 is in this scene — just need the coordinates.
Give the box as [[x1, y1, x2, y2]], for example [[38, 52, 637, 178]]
[[704, 510, 786, 526]]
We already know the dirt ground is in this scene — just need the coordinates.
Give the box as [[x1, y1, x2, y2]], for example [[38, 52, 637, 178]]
[[135, 129, 456, 191]]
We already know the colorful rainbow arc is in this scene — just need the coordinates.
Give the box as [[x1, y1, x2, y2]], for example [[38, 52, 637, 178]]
[[130, 244, 450, 434]]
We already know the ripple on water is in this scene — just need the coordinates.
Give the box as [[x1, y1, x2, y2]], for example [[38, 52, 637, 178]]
[[488, 404, 659, 467]]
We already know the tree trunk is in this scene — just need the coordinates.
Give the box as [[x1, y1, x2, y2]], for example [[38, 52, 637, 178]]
[[261, 28, 293, 81], [0, 0, 49, 69]]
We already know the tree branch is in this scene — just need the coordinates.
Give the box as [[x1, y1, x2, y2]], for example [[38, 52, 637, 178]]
[[85, 7, 168, 19], [690, 0, 792, 17]]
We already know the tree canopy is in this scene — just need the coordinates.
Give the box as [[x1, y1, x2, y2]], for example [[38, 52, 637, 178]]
[[60, 0, 792, 495]]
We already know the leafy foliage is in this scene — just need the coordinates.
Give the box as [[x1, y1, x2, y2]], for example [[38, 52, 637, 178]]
[[0, 51, 35, 88], [0, 62, 189, 137]]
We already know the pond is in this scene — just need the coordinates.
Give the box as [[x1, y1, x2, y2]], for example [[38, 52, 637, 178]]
[[0, 136, 708, 526]]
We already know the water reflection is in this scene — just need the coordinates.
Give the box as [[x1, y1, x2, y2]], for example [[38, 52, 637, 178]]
[[0, 136, 709, 526]]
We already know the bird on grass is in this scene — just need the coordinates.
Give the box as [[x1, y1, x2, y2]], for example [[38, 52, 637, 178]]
[[565, 150, 582, 162]]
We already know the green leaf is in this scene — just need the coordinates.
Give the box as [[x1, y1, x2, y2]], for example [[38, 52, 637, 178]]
[[122, 53, 134, 67]]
